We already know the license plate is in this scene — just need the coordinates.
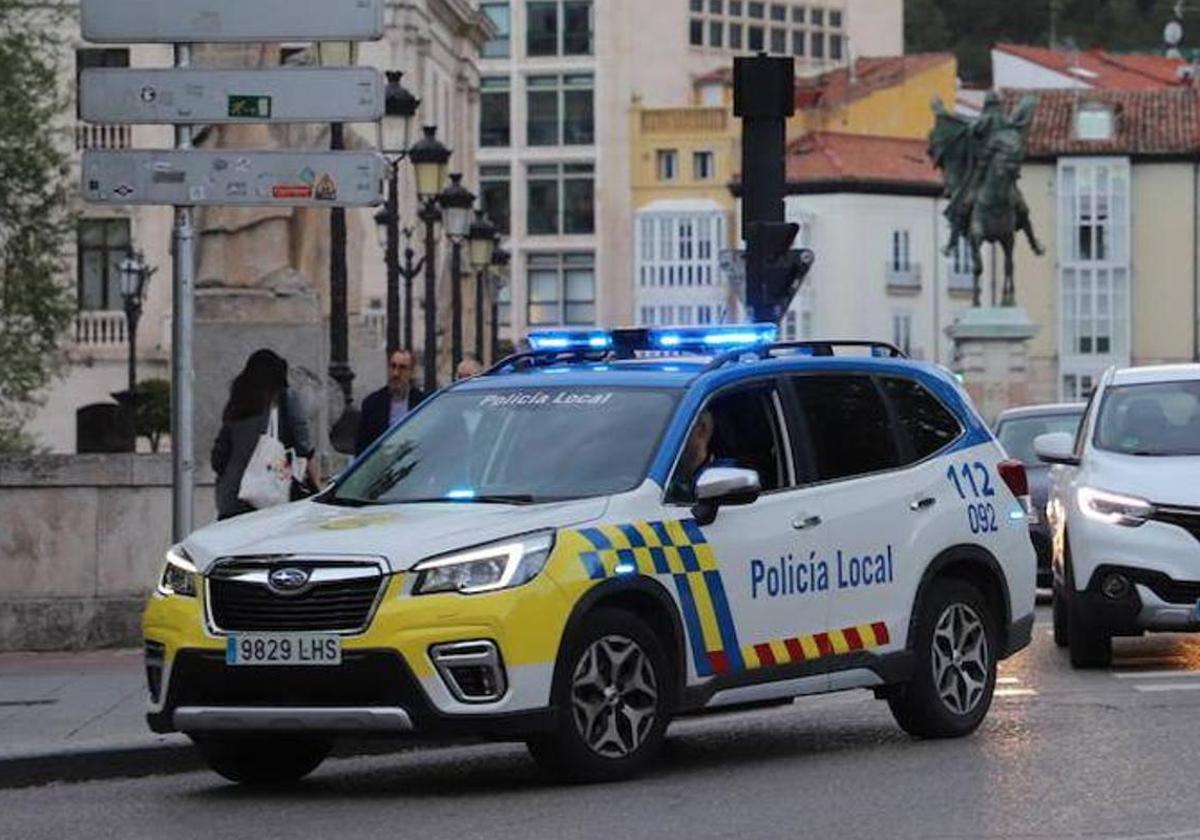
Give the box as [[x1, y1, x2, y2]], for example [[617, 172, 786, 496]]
[[225, 633, 342, 666]]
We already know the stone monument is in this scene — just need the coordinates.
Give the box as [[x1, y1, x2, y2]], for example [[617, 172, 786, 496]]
[[930, 92, 1043, 421]]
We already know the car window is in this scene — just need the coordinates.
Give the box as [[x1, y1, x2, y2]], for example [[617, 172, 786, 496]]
[[1094, 380, 1200, 456], [879, 376, 963, 463], [790, 375, 899, 482], [666, 383, 788, 504], [332, 386, 679, 504], [996, 413, 1083, 465]]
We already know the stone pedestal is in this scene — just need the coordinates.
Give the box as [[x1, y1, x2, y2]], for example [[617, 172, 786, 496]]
[[945, 307, 1040, 424]]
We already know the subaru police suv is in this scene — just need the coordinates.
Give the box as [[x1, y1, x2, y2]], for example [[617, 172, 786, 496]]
[[144, 325, 1036, 784]]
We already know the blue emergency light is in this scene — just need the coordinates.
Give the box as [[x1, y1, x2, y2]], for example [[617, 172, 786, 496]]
[[527, 330, 613, 351], [525, 325, 778, 356]]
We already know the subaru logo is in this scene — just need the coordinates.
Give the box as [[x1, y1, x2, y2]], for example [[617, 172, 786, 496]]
[[268, 567, 311, 593]]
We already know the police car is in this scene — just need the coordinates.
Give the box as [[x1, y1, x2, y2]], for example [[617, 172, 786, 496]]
[[143, 325, 1036, 784]]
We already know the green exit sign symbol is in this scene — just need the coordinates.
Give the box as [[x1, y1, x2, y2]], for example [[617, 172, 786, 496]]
[[228, 95, 272, 119]]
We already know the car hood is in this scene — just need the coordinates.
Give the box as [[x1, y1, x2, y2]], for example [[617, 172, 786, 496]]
[[1086, 452, 1200, 507], [182, 496, 610, 573]]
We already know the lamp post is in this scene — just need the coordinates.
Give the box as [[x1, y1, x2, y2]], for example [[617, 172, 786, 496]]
[[490, 240, 511, 364], [439, 173, 475, 370], [373, 217, 425, 353], [378, 71, 420, 353], [468, 210, 497, 363], [117, 250, 157, 396], [408, 126, 451, 389]]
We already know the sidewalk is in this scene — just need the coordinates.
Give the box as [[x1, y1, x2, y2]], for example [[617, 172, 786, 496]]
[[0, 648, 197, 788]]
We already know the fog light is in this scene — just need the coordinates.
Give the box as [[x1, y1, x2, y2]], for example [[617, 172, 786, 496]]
[[144, 640, 166, 703], [430, 640, 507, 703], [1101, 573, 1131, 600]]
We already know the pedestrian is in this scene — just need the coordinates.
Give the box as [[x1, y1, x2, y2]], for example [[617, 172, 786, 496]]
[[211, 348, 319, 520], [355, 348, 426, 454], [455, 356, 484, 380]]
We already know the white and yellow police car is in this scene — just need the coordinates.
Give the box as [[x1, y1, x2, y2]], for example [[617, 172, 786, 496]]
[[144, 325, 1036, 784]]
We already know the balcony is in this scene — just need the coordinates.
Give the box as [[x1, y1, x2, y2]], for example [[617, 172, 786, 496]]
[[74, 311, 128, 347], [75, 123, 132, 152], [948, 268, 975, 296], [640, 108, 728, 135], [885, 263, 922, 293]]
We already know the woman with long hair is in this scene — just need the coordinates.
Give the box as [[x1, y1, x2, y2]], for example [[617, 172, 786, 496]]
[[211, 349, 319, 520]]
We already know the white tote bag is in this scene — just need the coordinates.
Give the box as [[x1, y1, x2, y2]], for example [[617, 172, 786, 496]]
[[237, 406, 294, 510]]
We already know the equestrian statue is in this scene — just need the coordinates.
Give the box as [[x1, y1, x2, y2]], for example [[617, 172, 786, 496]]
[[929, 92, 1045, 308]]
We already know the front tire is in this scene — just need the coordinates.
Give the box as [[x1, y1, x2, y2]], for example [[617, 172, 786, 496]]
[[1066, 588, 1112, 668], [888, 578, 998, 739], [193, 735, 331, 786], [527, 608, 671, 783], [1052, 585, 1069, 648]]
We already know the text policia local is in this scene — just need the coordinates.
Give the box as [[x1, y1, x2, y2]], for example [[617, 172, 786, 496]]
[[751, 547, 896, 599]]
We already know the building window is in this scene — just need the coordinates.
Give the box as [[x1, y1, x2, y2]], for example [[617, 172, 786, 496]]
[[791, 6, 805, 22], [1075, 104, 1115, 141], [709, 0, 723, 12], [481, 3, 511, 58], [811, 31, 824, 59], [709, 20, 724, 47], [892, 313, 913, 356], [698, 305, 714, 325], [480, 76, 510, 147], [527, 252, 595, 325], [829, 33, 842, 61], [890, 230, 911, 271], [770, 3, 787, 21], [479, 164, 511, 236], [748, 25, 765, 50], [497, 283, 512, 327], [640, 306, 656, 326], [527, 162, 594, 235], [693, 150, 715, 180], [690, 0, 703, 9], [656, 149, 678, 181], [770, 27, 786, 53], [748, 2, 765, 17], [634, 210, 727, 288], [528, 1, 592, 57], [690, 18, 704, 45], [527, 73, 593, 146], [811, 7, 824, 26], [730, 0, 743, 14], [792, 29, 806, 55], [77, 218, 132, 311], [829, 10, 842, 28], [730, 23, 744, 48]]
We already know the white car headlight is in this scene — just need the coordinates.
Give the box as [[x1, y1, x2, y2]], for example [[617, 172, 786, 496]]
[[412, 532, 556, 596], [1078, 487, 1153, 527], [157, 547, 198, 597]]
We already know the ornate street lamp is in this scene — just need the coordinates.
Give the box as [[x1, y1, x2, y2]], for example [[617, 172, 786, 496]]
[[468, 210, 497, 363], [117, 250, 156, 396], [407, 126, 451, 389], [438, 173, 475, 370], [378, 71, 420, 354]]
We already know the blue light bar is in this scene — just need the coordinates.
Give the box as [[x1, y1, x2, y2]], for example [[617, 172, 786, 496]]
[[527, 329, 613, 352], [649, 324, 778, 352], [446, 488, 476, 500]]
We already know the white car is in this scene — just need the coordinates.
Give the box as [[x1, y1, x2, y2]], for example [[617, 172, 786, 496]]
[[144, 326, 1036, 785], [1038, 364, 1200, 668]]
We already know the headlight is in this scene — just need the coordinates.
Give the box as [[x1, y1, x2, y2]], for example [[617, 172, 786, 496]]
[[1078, 487, 1153, 527], [412, 532, 555, 596], [157, 547, 198, 597]]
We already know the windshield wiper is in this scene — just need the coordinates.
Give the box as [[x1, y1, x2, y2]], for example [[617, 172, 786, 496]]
[[387, 494, 538, 506], [319, 494, 372, 507]]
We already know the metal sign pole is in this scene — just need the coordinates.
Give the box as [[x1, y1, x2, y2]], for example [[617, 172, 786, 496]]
[[172, 42, 195, 541]]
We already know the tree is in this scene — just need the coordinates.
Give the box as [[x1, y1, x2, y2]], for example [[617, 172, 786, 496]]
[[135, 378, 171, 453], [0, 1, 74, 453]]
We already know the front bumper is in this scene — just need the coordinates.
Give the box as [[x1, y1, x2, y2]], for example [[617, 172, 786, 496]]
[[1076, 565, 1200, 635]]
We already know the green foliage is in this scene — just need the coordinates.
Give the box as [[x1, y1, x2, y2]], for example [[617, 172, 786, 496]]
[[135, 378, 171, 453], [906, 0, 1176, 84], [0, 0, 75, 453]]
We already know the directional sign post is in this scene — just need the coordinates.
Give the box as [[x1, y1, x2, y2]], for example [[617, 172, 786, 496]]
[[83, 150, 386, 207], [81, 68, 385, 124], [82, 0, 385, 43]]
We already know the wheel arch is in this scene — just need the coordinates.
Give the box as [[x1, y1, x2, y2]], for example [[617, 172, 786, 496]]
[[553, 577, 688, 709], [908, 544, 1014, 656]]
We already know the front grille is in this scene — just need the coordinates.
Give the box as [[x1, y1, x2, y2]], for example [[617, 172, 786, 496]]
[[207, 558, 385, 633], [1150, 505, 1200, 543]]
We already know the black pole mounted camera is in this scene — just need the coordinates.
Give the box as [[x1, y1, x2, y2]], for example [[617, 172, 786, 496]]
[[734, 53, 815, 324]]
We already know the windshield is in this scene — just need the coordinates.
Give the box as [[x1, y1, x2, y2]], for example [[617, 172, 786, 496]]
[[1094, 381, 1200, 456], [330, 386, 680, 505], [997, 412, 1083, 465]]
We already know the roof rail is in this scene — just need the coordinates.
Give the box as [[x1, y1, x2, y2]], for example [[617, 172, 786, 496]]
[[482, 348, 612, 376], [703, 340, 907, 372]]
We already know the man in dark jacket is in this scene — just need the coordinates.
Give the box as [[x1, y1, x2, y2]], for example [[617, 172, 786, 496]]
[[355, 349, 426, 454]]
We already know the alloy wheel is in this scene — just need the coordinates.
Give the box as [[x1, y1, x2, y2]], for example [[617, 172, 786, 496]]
[[570, 634, 659, 759], [931, 603, 990, 716]]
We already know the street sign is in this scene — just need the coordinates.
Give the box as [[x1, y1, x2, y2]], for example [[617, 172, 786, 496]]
[[81, 68, 385, 124], [81, 0, 385, 43], [82, 150, 385, 207]]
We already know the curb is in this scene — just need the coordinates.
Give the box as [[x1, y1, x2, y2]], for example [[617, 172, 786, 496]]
[[0, 736, 473, 790]]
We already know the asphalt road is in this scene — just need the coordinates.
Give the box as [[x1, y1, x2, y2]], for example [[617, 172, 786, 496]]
[[6, 607, 1200, 840]]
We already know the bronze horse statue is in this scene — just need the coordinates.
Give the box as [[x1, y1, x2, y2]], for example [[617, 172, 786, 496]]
[[931, 94, 1044, 308]]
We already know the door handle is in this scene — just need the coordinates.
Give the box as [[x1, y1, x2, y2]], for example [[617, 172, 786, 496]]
[[792, 514, 822, 531], [910, 497, 937, 512]]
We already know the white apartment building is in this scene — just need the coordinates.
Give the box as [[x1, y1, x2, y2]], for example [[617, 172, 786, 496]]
[[476, 0, 902, 344]]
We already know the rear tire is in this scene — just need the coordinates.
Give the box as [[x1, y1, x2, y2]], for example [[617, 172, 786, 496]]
[[1052, 585, 1069, 648], [193, 735, 331, 786], [888, 578, 998, 739], [527, 608, 671, 783]]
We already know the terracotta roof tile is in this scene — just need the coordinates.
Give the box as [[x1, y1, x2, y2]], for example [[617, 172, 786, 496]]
[[785, 132, 943, 191], [793, 53, 955, 110], [1001, 88, 1200, 156], [995, 44, 1188, 90]]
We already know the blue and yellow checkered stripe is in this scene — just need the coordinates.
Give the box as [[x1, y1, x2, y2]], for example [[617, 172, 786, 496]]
[[570, 520, 744, 677]]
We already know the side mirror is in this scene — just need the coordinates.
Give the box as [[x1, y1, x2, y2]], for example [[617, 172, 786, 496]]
[[692, 466, 761, 526], [1034, 432, 1080, 466]]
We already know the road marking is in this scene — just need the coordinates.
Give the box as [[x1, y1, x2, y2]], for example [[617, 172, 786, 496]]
[[1133, 683, 1200, 693], [997, 676, 1021, 685], [1114, 670, 1200, 679], [994, 687, 1038, 698]]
